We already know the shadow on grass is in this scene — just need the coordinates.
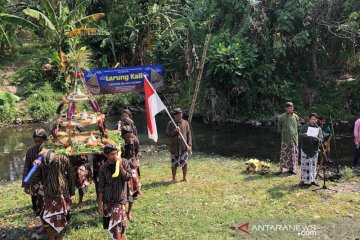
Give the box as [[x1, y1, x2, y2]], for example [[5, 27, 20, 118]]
[[0, 227, 33, 240], [72, 210, 99, 229], [70, 198, 100, 229], [267, 183, 305, 199], [141, 180, 173, 189], [242, 173, 278, 182], [0, 205, 32, 221], [73, 197, 97, 207]]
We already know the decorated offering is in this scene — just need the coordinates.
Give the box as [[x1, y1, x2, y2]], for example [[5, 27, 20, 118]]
[[44, 68, 124, 156], [245, 158, 271, 174]]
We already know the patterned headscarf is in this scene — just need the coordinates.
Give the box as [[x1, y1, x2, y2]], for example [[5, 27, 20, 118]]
[[104, 144, 118, 155], [121, 109, 132, 118], [33, 128, 48, 140], [173, 108, 183, 115]]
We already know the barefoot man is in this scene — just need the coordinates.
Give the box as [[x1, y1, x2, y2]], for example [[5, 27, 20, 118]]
[[121, 126, 141, 221], [166, 108, 192, 183], [276, 102, 300, 175], [22, 129, 47, 235], [29, 148, 76, 240], [98, 144, 132, 240]]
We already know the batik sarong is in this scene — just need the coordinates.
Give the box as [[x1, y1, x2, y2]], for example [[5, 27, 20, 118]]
[[300, 150, 318, 183], [280, 142, 298, 171], [171, 152, 189, 168], [42, 195, 71, 233], [103, 203, 128, 240], [128, 157, 141, 202]]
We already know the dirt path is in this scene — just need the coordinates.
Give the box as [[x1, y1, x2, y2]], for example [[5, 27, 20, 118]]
[[0, 63, 23, 94]]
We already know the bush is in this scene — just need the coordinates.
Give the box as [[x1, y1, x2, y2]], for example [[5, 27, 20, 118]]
[[94, 93, 140, 114], [26, 83, 62, 121], [0, 91, 20, 124], [0, 102, 17, 124], [12, 59, 66, 97], [339, 166, 358, 183]]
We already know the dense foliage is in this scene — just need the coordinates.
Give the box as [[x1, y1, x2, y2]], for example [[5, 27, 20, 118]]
[[25, 83, 62, 121], [1, 0, 360, 122], [0, 91, 19, 123]]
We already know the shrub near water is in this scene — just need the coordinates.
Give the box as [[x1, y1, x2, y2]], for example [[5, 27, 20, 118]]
[[0, 91, 20, 124], [26, 83, 62, 121], [339, 166, 357, 183], [0, 102, 17, 123]]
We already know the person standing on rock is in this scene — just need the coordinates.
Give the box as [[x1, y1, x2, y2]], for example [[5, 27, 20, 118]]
[[166, 108, 192, 183], [276, 102, 300, 175]]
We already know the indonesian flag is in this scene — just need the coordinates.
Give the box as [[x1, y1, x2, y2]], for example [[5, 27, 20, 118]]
[[144, 75, 166, 142]]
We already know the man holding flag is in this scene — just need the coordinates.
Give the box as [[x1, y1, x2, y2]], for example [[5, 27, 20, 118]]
[[144, 76, 192, 183], [166, 108, 192, 183]]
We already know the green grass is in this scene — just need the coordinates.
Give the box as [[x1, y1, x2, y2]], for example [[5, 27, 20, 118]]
[[0, 153, 360, 239]]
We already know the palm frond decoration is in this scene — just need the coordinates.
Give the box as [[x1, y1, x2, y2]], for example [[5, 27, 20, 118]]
[[66, 47, 93, 70]]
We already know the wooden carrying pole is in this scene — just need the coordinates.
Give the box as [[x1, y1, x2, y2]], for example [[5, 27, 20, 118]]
[[188, 34, 210, 123]]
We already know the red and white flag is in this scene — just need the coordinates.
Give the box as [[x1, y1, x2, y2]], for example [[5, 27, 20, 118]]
[[144, 75, 166, 142]]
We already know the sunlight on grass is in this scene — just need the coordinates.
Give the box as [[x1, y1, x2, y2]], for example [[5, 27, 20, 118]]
[[0, 153, 359, 239]]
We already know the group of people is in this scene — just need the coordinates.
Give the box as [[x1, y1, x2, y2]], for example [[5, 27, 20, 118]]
[[21, 100, 360, 238], [21, 108, 192, 240], [277, 102, 335, 187]]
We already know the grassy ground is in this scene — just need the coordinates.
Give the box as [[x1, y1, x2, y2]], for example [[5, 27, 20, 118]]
[[0, 153, 360, 240]]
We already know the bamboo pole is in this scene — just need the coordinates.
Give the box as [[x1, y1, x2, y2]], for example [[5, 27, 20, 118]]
[[188, 34, 211, 123]]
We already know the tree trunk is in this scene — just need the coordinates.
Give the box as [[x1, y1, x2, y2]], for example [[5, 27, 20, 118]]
[[312, 38, 319, 78], [185, 28, 192, 77]]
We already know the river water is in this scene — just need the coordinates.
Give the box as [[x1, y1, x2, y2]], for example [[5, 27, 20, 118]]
[[0, 113, 355, 181]]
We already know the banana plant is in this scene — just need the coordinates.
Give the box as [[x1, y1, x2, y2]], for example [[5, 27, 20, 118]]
[[23, 0, 105, 89], [0, 91, 20, 105], [0, 90, 20, 101], [0, 3, 37, 54], [23, 0, 105, 53]]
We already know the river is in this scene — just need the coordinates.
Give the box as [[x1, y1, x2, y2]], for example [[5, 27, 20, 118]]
[[0, 113, 356, 181]]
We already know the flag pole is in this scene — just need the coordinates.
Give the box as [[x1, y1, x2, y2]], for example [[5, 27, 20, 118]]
[[144, 75, 191, 151]]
